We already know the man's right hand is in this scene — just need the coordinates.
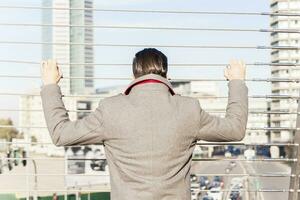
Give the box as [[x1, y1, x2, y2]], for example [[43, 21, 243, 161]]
[[224, 59, 246, 81]]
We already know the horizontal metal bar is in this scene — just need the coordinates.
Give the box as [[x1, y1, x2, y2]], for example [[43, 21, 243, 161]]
[[4, 157, 107, 161], [1, 109, 299, 115], [2, 75, 300, 83], [0, 6, 299, 17], [196, 142, 299, 146], [0, 59, 299, 67], [191, 188, 295, 193], [0, 189, 294, 193], [0, 189, 109, 192], [249, 127, 297, 131], [0, 173, 294, 177], [0, 141, 297, 146], [0, 23, 299, 33], [2, 157, 297, 162], [193, 158, 297, 162], [0, 93, 299, 100], [0, 41, 299, 50], [0, 173, 109, 177], [199, 110, 300, 115], [0, 141, 74, 145], [193, 173, 295, 177], [0, 125, 296, 131]]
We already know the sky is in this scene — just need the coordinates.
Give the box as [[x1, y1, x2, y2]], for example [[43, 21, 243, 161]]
[[0, 0, 271, 124]]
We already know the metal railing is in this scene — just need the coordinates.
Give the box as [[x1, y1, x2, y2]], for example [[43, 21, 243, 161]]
[[0, 2, 299, 200]]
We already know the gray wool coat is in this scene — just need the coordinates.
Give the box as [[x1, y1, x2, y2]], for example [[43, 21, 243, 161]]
[[40, 73, 248, 200]]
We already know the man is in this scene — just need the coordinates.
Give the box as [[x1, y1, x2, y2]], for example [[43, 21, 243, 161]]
[[40, 48, 248, 200]]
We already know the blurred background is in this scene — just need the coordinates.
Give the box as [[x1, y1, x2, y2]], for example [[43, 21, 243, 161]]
[[0, 0, 299, 200]]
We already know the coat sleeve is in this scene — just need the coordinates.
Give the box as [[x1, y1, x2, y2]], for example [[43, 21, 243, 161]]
[[194, 79, 249, 142], [40, 83, 106, 146]]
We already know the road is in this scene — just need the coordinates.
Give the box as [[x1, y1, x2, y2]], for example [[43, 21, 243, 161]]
[[0, 152, 110, 198], [243, 159, 291, 200], [191, 155, 291, 200], [191, 157, 247, 200], [0, 153, 291, 200]]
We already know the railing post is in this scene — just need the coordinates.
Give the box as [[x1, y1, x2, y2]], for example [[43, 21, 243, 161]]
[[288, 94, 300, 200]]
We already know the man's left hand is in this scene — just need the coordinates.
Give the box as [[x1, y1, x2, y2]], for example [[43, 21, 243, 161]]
[[41, 59, 63, 85]]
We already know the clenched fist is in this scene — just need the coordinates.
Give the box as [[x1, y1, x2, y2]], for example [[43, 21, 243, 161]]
[[224, 60, 246, 81], [40, 59, 63, 85]]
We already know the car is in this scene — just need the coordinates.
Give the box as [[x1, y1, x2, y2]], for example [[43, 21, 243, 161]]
[[191, 190, 198, 200], [199, 176, 209, 188], [193, 146, 209, 158], [202, 195, 214, 200], [191, 174, 198, 182], [212, 146, 226, 156], [209, 181, 221, 189], [225, 151, 232, 158], [230, 178, 244, 190], [213, 176, 224, 188], [213, 176, 223, 182], [229, 190, 242, 200], [207, 186, 223, 200], [230, 177, 243, 187], [227, 145, 241, 156], [244, 148, 256, 160]]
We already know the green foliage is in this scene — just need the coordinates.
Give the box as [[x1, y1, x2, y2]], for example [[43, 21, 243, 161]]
[[18, 192, 110, 200], [0, 118, 21, 141]]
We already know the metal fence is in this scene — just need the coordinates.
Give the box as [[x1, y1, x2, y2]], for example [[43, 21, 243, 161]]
[[0, 2, 299, 200]]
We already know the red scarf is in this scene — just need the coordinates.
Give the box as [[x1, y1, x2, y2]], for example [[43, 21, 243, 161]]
[[124, 79, 175, 95]]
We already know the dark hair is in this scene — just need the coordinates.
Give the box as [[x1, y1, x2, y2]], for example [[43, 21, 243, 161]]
[[132, 48, 168, 78]]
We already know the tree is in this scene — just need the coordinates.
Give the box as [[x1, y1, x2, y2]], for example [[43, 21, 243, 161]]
[[31, 135, 37, 143], [0, 118, 21, 141]]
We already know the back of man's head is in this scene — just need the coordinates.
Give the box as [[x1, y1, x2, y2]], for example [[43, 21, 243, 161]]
[[132, 48, 168, 78]]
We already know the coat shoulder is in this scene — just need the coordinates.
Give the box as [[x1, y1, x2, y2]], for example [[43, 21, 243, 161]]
[[174, 94, 199, 105], [172, 94, 201, 114], [99, 93, 125, 106]]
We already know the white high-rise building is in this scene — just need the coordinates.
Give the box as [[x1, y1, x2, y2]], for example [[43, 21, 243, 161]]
[[270, 0, 300, 142], [19, 0, 95, 149], [42, 0, 94, 95]]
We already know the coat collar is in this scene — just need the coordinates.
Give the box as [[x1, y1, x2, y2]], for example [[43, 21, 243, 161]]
[[124, 73, 175, 95]]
